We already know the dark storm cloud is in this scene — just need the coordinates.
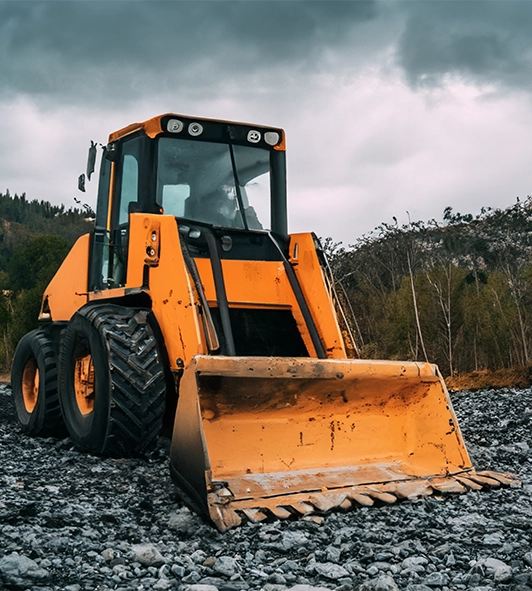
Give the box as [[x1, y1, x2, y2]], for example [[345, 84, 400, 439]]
[[0, 0, 377, 101], [397, 1, 532, 90]]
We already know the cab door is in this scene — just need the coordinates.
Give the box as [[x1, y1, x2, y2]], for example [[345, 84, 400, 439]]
[[89, 136, 142, 291]]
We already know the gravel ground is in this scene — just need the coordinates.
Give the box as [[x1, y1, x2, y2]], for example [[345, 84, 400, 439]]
[[1, 383, 532, 591]]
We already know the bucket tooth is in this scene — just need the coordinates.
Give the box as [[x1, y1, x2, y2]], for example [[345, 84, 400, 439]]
[[429, 477, 468, 494], [348, 492, 375, 507], [382, 479, 433, 500], [338, 497, 352, 511], [454, 475, 483, 491], [303, 515, 324, 525], [290, 502, 315, 516], [477, 470, 518, 486], [208, 503, 242, 532], [466, 473, 501, 488], [359, 487, 397, 504], [309, 493, 348, 513], [269, 506, 292, 520], [242, 508, 268, 523]]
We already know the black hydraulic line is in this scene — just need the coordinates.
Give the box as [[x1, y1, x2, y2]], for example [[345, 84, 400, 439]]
[[269, 235, 327, 359], [178, 229, 220, 353], [204, 230, 236, 357]]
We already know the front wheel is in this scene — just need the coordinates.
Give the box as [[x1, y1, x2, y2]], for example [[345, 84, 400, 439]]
[[59, 304, 167, 456], [11, 329, 65, 437]]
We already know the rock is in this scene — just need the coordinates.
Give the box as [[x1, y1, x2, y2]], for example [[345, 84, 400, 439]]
[[314, 562, 349, 580], [261, 585, 286, 591], [493, 564, 513, 583], [183, 571, 202, 583], [0, 552, 50, 587], [268, 573, 287, 585], [326, 546, 341, 563], [278, 531, 309, 552], [375, 574, 400, 591], [482, 532, 504, 546], [168, 508, 198, 533], [285, 586, 330, 591], [131, 544, 166, 567], [153, 578, 172, 590], [401, 556, 428, 571], [188, 586, 219, 591], [214, 556, 238, 578], [101, 548, 116, 562], [524, 552, 532, 567], [423, 572, 449, 587], [172, 564, 186, 577]]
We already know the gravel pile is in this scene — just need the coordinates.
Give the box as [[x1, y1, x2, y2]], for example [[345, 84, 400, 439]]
[[1, 383, 531, 591]]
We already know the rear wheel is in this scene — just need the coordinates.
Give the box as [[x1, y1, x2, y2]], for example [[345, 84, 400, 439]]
[[11, 329, 65, 436], [59, 304, 167, 456]]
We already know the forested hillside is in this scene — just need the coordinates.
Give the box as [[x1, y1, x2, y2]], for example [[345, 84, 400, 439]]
[[328, 197, 532, 377], [0, 191, 91, 370]]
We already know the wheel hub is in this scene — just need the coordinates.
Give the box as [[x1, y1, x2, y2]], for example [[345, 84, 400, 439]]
[[74, 354, 95, 415], [22, 359, 39, 413]]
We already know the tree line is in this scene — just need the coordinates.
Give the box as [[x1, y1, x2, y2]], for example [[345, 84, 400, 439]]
[[327, 197, 532, 377], [0, 191, 91, 371]]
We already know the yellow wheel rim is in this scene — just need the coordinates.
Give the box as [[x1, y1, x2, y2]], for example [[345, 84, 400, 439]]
[[22, 359, 39, 413], [74, 354, 95, 415]]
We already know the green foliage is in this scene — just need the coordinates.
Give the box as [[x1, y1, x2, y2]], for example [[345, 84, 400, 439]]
[[0, 190, 90, 370], [8, 235, 70, 292], [329, 196, 532, 376]]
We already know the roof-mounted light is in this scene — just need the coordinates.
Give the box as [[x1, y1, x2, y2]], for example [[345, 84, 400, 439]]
[[265, 131, 280, 146]]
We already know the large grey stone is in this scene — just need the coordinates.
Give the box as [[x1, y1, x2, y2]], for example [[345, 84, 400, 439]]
[[401, 556, 428, 570], [423, 572, 449, 587], [213, 556, 238, 578], [0, 552, 50, 587], [314, 562, 349, 580], [130, 544, 166, 567]]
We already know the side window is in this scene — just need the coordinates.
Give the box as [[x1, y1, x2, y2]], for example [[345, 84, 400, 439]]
[[116, 139, 141, 226]]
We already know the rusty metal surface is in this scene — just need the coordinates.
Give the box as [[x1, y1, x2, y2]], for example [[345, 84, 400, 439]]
[[169, 355, 518, 532]]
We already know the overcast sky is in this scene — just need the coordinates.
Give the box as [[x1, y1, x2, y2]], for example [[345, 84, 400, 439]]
[[1, 0, 532, 245]]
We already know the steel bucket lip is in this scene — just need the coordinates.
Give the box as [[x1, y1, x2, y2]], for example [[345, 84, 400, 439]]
[[211, 462, 475, 501]]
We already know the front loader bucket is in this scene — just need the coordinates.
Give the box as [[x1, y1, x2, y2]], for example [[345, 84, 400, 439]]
[[170, 356, 515, 531]]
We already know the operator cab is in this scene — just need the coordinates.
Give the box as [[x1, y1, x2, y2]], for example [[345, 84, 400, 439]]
[[88, 114, 287, 291]]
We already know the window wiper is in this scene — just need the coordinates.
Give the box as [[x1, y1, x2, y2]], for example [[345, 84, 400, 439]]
[[228, 143, 249, 231]]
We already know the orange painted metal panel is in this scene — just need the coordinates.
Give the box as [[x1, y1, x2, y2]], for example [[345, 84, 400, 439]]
[[289, 233, 346, 358], [126, 214, 206, 368], [41, 234, 90, 321]]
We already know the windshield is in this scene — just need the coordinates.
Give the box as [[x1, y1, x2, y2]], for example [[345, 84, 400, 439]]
[[156, 138, 271, 230]]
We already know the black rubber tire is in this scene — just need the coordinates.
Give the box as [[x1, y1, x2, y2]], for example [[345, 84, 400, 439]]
[[59, 304, 167, 456], [11, 329, 66, 437]]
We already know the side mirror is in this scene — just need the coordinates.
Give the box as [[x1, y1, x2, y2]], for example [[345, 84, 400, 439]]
[[87, 140, 97, 180], [78, 173, 86, 193]]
